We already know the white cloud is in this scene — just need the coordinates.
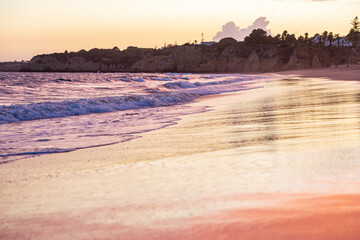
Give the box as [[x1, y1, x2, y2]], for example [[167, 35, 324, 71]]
[[212, 17, 271, 42]]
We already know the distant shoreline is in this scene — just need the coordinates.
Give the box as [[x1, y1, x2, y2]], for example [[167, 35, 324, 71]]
[[1, 43, 360, 74]]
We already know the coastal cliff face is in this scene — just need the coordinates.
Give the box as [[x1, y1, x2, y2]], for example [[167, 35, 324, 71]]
[[129, 45, 359, 73], [1, 44, 360, 73]]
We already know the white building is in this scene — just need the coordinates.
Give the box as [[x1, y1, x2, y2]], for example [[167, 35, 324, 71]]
[[332, 37, 353, 47], [201, 41, 216, 46], [312, 35, 352, 47]]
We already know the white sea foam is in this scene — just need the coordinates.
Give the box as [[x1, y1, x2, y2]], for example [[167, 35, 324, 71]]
[[164, 79, 243, 89], [0, 92, 199, 124], [150, 76, 172, 81]]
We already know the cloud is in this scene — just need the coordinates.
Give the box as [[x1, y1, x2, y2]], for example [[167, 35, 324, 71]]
[[212, 17, 271, 42]]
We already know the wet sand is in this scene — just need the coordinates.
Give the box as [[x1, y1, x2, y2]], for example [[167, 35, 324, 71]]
[[1, 67, 360, 239]]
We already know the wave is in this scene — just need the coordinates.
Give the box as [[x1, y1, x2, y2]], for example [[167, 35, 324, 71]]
[[150, 76, 173, 81], [54, 78, 72, 82], [0, 74, 264, 124], [163, 79, 244, 89], [133, 77, 145, 82], [0, 92, 199, 124]]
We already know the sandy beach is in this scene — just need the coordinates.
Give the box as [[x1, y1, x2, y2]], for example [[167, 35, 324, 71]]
[[1, 66, 360, 240], [273, 64, 360, 81]]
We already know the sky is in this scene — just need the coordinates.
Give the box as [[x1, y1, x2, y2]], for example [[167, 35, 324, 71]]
[[0, 0, 359, 61]]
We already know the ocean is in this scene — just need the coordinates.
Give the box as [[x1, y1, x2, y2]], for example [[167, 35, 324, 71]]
[[0, 72, 263, 163]]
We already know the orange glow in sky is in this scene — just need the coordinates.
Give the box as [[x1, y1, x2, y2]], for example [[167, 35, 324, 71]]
[[0, 0, 359, 61]]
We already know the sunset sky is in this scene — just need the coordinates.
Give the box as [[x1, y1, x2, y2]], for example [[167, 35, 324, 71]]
[[0, 0, 359, 61]]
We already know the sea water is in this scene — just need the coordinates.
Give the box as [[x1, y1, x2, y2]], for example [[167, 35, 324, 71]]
[[0, 72, 263, 163]]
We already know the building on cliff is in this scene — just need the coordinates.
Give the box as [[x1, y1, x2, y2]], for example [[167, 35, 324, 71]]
[[312, 35, 353, 47], [200, 41, 216, 46]]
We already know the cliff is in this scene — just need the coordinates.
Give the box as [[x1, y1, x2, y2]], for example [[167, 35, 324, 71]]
[[1, 43, 360, 73]]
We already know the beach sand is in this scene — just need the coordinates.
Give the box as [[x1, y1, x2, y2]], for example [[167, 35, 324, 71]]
[[273, 64, 360, 81], [1, 66, 360, 240]]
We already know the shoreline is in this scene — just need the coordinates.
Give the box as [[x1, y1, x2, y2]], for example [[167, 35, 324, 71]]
[[1, 64, 360, 76], [1, 67, 360, 239]]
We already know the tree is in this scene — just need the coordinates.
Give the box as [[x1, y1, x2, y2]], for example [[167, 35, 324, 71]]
[[328, 32, 334, 47], [348, 16, 360, 47], [217, 37, 237, 50], [286, 34, 297, 45], [351, 16, 359, 31], [304, 32, 309, 41], [322, 31, 328, 46], [281, 30, 288, 41], [244, 29, 271, 44], [304, 32, 310, 46], [334, 34, 340, 47], [274, 34, 281, 42], [297, 35, 304, 45]]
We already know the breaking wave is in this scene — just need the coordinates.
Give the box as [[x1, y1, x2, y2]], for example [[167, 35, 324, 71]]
[[0, 92, 199, 124], [164, 79, 244, 89]]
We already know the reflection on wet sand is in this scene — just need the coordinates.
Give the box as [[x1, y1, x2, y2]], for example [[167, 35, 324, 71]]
[[227, 78, 360, 153], [138, 77, 360, 240]]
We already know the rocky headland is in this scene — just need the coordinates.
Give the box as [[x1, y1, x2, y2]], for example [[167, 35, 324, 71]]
[[1, 39, 360, 73]]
